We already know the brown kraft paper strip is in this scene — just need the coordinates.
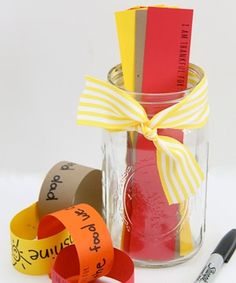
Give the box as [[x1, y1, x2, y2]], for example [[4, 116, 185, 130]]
[[135, 9, 147, 93], [126, 9, 147, 178], [38, 161, 102, 218]]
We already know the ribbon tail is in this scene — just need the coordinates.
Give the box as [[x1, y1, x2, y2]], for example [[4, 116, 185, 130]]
[[155, 136, 205, 205]]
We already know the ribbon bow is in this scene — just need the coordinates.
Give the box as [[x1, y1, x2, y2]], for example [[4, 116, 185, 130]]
[[77, 65, 209, 204]]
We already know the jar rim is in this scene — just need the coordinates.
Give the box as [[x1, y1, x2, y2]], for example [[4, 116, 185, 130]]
[[107, 63, 205, 105]]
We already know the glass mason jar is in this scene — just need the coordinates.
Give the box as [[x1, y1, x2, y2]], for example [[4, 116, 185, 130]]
[[102, 64, 208, 267]]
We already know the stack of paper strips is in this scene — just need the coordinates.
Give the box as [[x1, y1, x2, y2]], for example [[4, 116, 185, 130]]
[[116, 6, 194, 260]]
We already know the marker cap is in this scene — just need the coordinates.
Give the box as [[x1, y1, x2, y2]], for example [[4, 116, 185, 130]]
[[213, 229, 236, 262]]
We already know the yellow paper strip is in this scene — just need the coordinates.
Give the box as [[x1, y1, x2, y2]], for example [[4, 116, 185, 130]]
[[179, 202, 194, 256], [115, 10, 136, 91]]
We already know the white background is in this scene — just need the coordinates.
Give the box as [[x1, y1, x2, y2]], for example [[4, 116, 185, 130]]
[[0, 0, 235, 282]]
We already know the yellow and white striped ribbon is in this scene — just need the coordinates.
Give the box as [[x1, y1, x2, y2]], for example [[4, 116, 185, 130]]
[[77, 64, 209, 204]]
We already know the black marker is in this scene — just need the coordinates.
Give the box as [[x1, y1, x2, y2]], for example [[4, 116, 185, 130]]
[[194, 229, 236, 283]]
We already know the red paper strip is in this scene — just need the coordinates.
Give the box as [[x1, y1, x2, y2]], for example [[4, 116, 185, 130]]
[[143, 7, 193, 93], [51, 246, 134, 283]]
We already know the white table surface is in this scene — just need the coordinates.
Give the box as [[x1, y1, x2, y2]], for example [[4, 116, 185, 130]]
[[1, 165, 235, 283]]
